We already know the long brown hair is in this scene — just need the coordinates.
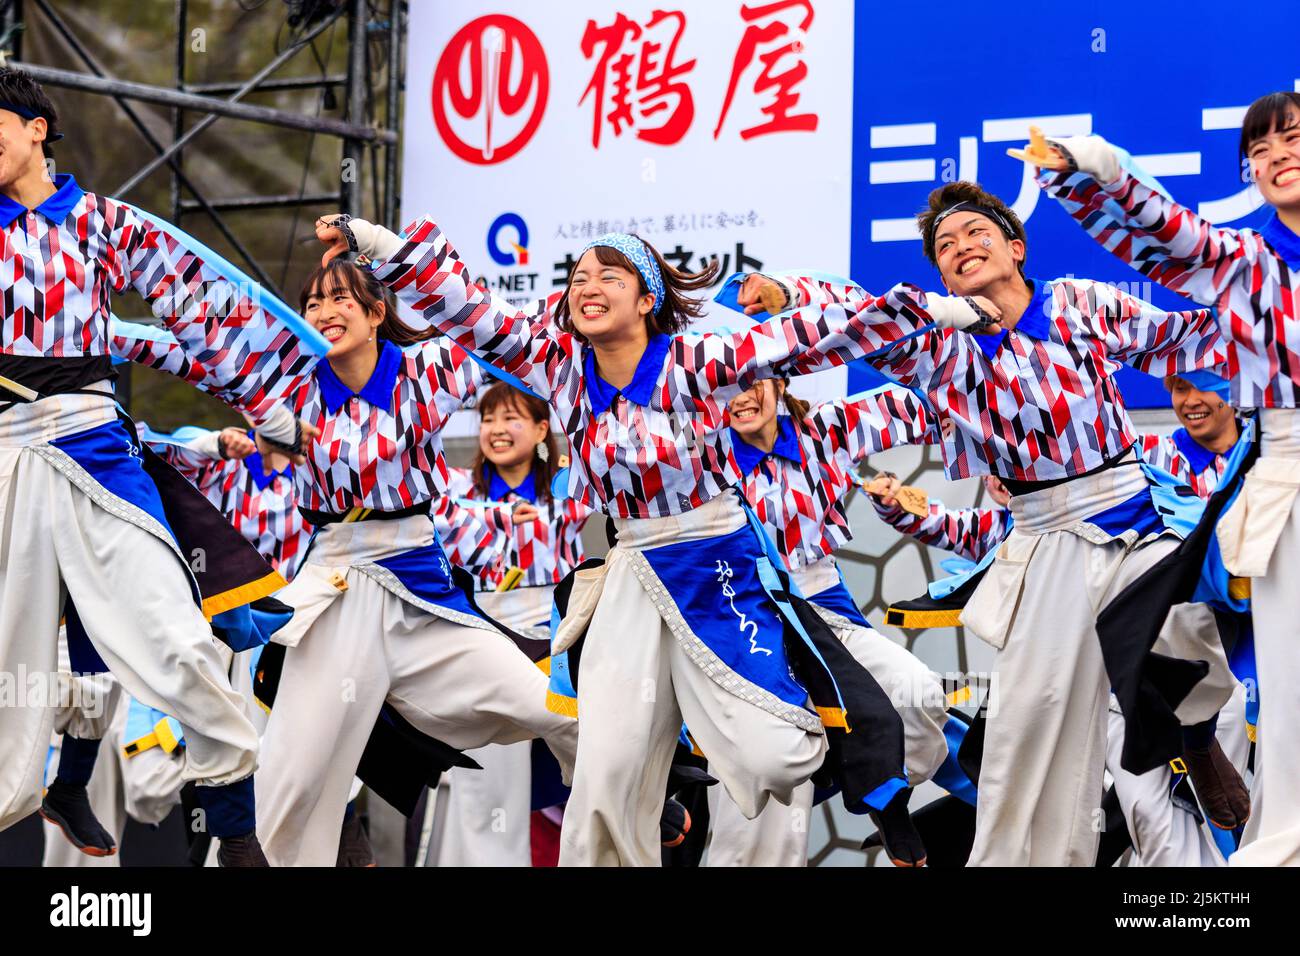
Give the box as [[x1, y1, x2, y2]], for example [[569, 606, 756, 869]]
[[299, 258, 434, 346], [554, 237, 720, 339], [779, 379, 811, 422], [470, 381, 560, 507]]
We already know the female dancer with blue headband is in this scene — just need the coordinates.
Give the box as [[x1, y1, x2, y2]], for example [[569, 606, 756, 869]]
[[312, 214, 979, 865]]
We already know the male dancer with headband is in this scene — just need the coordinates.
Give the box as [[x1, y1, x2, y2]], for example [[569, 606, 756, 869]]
[[746, 179, 1238, 865], [0, 68, 316, 865]]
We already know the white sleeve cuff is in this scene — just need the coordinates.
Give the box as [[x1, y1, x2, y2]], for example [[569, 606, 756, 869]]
[[348, 218, 405, 263], [256, 404, 297, 447], [1050, 134, 1121, 186], [185, 430, 224, 461], [926, 294, 985, 330]]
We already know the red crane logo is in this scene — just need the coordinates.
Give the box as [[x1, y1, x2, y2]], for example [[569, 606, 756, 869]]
[[431, 15, 549, 165]]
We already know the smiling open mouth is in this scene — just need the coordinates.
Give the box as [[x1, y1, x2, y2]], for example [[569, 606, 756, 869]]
[[581, 304, 608, 317]]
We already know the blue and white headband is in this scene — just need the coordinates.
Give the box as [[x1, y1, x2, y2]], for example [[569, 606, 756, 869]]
[[1170, 369, 1232, 402], [580, 232, 665, 316]]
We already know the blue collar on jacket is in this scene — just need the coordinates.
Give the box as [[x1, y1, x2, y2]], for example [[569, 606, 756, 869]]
[[486, 466, 537, 503], [583, 333, 671, 412], [1261, 213, 1300, 269], [243, 431, 292, 491], [730, 415, 803, 476], [315, 339, 402, 414], [973, 277, 1052, 361], [1171, 426, 1222, 476], [0, 173, 84, 229]]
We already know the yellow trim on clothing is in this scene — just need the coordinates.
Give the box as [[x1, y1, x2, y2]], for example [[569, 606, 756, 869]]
[[545, 689, 578, 718], [1168, 757, 1187, 775], [946, 685, 972, 707], [817, 706, 849, 730], [536, 656, 551, 676], [885, 606, 963, 629], [1247, 723, 1257, 743], [122, 717, 182, 759], [1228, 577, 1251, 601], [201, 570, 286, 620], [499, 566, 524, 592]]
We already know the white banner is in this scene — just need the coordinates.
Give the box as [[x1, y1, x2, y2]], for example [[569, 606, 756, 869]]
[[402, 0, 855, 434]]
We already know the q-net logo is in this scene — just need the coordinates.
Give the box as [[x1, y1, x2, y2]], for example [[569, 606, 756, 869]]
[[431, 15, 549, 165]]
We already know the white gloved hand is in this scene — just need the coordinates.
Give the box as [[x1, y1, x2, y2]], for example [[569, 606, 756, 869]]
[[925, 294, 999, 331], [1048, 134, 1122, 185], [342, 217, 405, 262]]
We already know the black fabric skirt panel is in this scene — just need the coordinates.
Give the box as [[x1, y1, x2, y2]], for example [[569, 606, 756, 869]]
[[1095, 434, 1258, 775]]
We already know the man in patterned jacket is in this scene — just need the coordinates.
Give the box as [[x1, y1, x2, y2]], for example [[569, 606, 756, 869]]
[[764, 179, 1237, 865], [0, 68, 316, 865]]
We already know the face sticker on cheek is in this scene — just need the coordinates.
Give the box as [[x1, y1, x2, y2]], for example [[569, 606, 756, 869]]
[[981, 236, 993, 248], [507, 421, 525, 432]]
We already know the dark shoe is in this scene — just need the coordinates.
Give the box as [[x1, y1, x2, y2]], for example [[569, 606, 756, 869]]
[[336, 813, 377, 867], [216, 831, 269, 867], [1183, 740, 1251, 829], [863, 788, 926, 867], [660, 797, 691, 848], [40, 780, 116, 857]]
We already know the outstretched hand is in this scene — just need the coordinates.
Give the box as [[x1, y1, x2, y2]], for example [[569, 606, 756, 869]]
[[315, 216, 350, 267], [735, 274, 790, 316], [512, 503, 541, 525], [1007, 124, 1069, 171], [865, 473, 902, 507], [218, 427, 256, 461], [967, 294, 1005, 335]]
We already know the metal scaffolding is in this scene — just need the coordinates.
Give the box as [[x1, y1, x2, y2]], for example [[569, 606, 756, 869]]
[[0, 0, 405, 302]]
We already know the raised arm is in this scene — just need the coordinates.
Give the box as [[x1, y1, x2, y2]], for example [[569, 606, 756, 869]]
[[1027, 133, 1259, 306], [716, 270, 866, 316], [871, 494, 1011, 564], [1082, 280, 1226, 377], [114, 201, 317, 431], [111, 318, 210, 388], [808, 385, 938, 471], [686, 281, 996, 400], [323, 215, 573, 400]]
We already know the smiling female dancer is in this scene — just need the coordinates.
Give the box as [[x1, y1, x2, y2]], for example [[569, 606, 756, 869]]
[[429, 380, 593, 866], [708, 375, 950, 865], [251, 259, 579, 866]]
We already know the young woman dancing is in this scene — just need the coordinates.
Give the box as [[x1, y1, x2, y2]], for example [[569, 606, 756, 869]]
[[252, 260, 579, 866]]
